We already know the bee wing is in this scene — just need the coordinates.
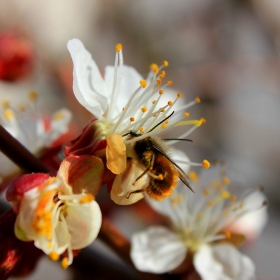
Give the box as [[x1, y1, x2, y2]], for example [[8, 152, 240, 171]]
[[153, 147, 194, 193]]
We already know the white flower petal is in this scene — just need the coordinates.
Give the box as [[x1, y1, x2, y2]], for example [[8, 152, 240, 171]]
[[131, 226, 187, 273], [110, 160, 146, 205], [194, 243, 256, 280], [104, 65, 143, 118], [65, 200, 102, 250], [67, 38, 108, 118]]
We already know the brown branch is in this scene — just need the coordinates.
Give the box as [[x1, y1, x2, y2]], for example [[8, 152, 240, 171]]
[[0, 125, 51, 174]]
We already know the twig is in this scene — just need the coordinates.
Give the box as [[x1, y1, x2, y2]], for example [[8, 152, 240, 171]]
[[0, 125, 51, 173]]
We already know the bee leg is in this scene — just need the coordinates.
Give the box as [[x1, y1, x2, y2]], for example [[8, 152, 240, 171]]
[[132, 154, 155, 185], [126, 189, 144, 199]]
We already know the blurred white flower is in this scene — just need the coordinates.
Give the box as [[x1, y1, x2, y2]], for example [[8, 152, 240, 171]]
[[131, 165, 267, 279], [0, 92, 72, 177]]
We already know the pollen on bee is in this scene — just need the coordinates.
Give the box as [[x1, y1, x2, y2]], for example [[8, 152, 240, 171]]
[[49, 251, 59, 261], [184, 112, 190, 118], [159, 89, 164, 95], [115, 43, 123, 52], [157, 174, 164, 180], [61, 257, 69, 269], [163, 60, 169, 67], [28, 91, 38, 101], [140, 80, 147, 88], [167, 80, 173, 85], [195, 97, 201, 103], [202, 159, 210, 169], [130, 117, 135, 122], [177, 93, 183, 98], [141, 106, 148, 113], [168, 101, 173, 106]]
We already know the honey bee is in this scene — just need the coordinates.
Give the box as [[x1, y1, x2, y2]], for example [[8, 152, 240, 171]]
[[125, 131, 194, 200]]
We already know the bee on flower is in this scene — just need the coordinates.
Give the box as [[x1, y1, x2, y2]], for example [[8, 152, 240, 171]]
[[5, 155, 104, 269], [130, 164, 267, 279], [67, 39, 210, 204]]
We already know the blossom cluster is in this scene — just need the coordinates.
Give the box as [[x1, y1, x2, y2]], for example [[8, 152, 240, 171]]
[[0, 38, 267, 280]]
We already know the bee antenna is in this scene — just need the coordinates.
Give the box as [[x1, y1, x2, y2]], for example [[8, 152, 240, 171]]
[[163, 138, 193, 142], [148, 111, 174, 133]]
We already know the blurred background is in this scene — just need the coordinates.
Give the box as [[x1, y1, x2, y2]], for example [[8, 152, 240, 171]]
[[0, 0, 279, 279]]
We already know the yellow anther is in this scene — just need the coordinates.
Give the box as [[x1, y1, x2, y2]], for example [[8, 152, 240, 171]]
[[47, 242, 53, 248], [164, 120, 169, 124], [61, 257, 69, 269], [161, 124, 166, 129], [184, 112, 190, 118], [201, 118, 206, 124], [203, 189, 209, 196], [139, 127, 144, 132], [122, 107, 125, 111], [153, 114, 158, 117], [156, 78, 162, 84], [171, 194, 183, 206], [230, 195, 237, 202], [224, 231, 231, 239], [140, 80, 147, 88], [195, 97, 201, 103], [79, 193, 94, 204], [159, 89, 164, 95], [150, 63, 159, 74], [189, 171, 199, 182], [18, 104, 26, 112], [177, 93, 183, 98], [222, 177, 230, 185], [49, 252, 59, 261], [28, 91, 38, 101], [161, 109, 166, 113], [168, 101, 173, 106], [167, 80, 173, 85], [115, 43, 123, 52], [207, 201, 214, 207], [202, 160, 210, 169], [163, 60, 169, 67], [160, 70, 166, 77], [221, 191, 230, 199], [152, 100, 157, 104], [223, 210, 229, 216], [141, 106, 148, 113], [130, 117, 135, 122], [2, 100, 10, 109], [157, 174, 164, 180], [196, 213, 202, 219], [4, 109, 14, 120], [54, 112, 64, 120]]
